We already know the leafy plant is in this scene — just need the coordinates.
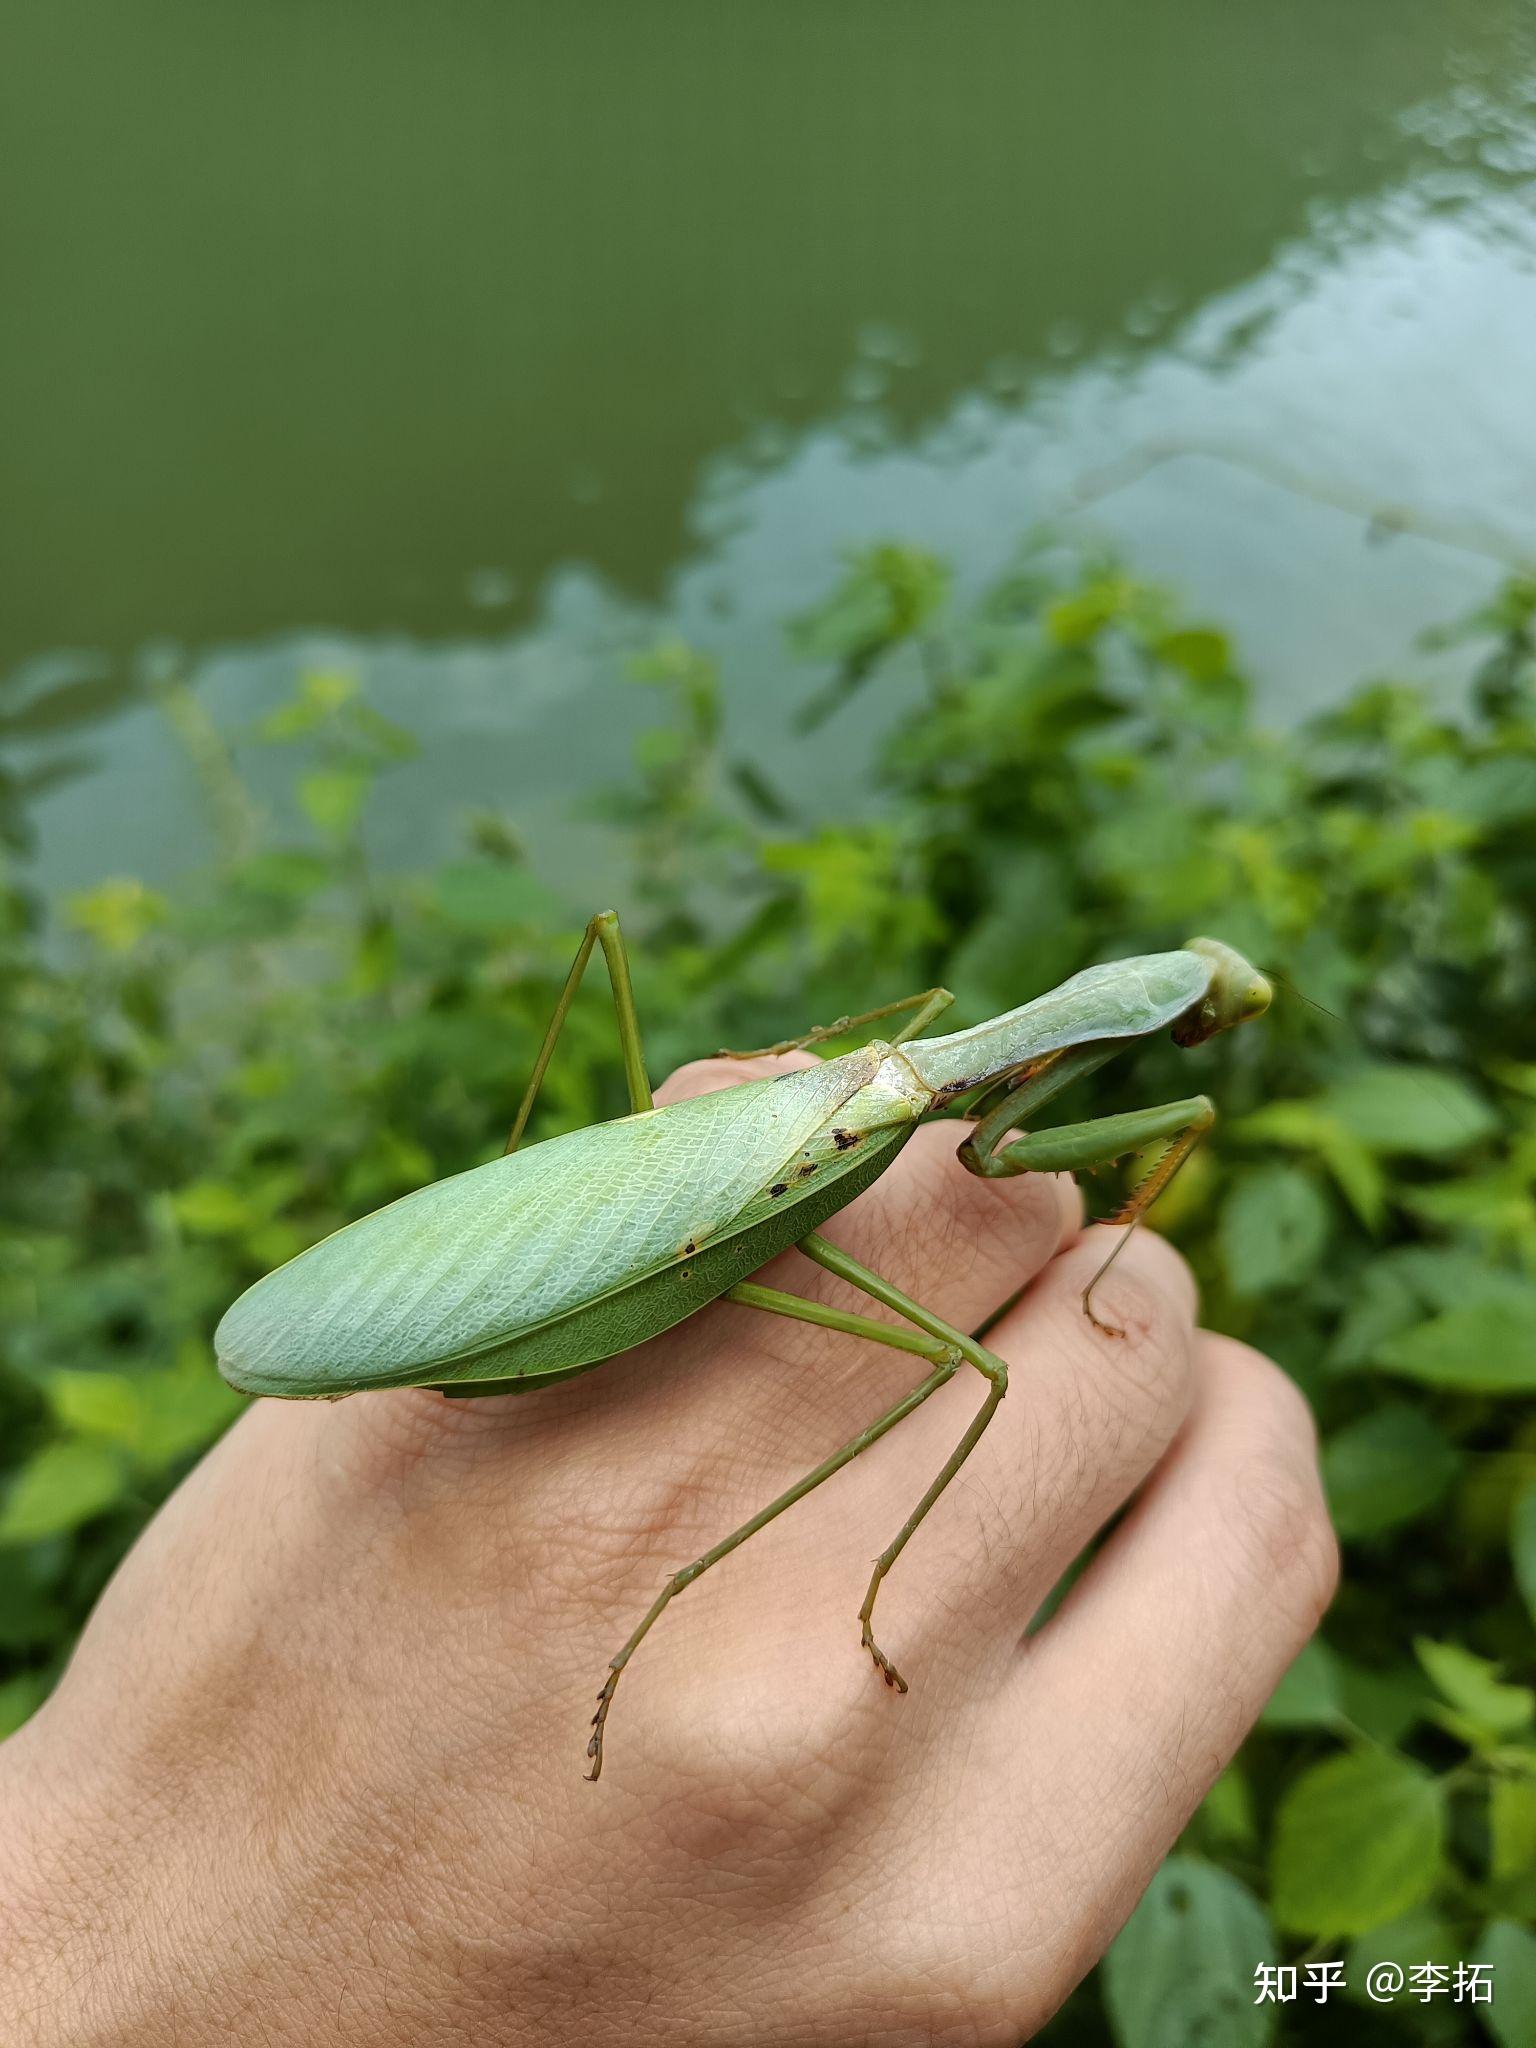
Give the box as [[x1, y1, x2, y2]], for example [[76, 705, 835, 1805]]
[[3, 545, 1534, 2045]]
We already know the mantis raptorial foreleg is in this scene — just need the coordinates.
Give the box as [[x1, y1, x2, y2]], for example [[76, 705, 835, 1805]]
[[955, 1043, 1215, 1335], [1074, 1112, 1212, 1331], [585, 1233, 1008, 1779], [505, 909, 651, 1154], [720, 984, 954, 1058]]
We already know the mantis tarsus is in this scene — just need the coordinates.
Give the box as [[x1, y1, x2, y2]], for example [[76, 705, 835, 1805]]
[[216, 915, 1272, 1777]]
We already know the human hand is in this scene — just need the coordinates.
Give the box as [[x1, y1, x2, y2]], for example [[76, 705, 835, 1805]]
[[0, 1053, 1337, 2047]]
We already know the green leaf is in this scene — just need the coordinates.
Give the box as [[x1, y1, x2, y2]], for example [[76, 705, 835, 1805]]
[[299, 765, 370, 837], [1334, 1656, 1432, 1748], [1402, 1173, 1536, 1244], [1345, 1910, 1460, 2004], [1219, 1164, 1331, 1297], [260, 667, 358, 739], [1474, 1919, 1536, 2048], [228, 849, 333, 902], [0, 1441, 125, 1545], [1379, 1300, 1536, 1394], [1391, 1251, 1536, 1317], [133, 1362, 244, 1467], [1318, 1065, 1496, 1157], [1491, 1776, 1536, 1888], [1322, 1404, 1461, 1539], [54, 1353, 246, 1472], [348, 700, 419, 761], [1197, 1766, 1257, 1849], [942, 849, 1083, 1016], [1328, 1260, 1425, 1370], [172, 1179, 257, 1237], [1271, 1749, 1445, 1935], [1313, 1129, 1387, 1232], [47, 1371, 143, 1446], [1231, 1106, 1376, 1228], [1441, 754, 1536, 828], [1045, 572, 1143, 649], [1415, 1639, 1534, 1748], [1260, 1638, 1345, 1730], [66, 876, 167, 953], [1513, 1486, 1536, 1630], [0, 1671, 48, 1740], [1156, 627, 1233, 683], [790, 545, 948, 726], [1102, 1856, 1277, 2048], [0, 1570, 63, 1653], [432, 861, 556, 932]]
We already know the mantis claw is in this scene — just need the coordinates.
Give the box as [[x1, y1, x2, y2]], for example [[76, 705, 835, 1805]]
[[861, 1625, 909, 1694], [1082, 1288, 1126, 1340], [586, 1672, 620, 1780]]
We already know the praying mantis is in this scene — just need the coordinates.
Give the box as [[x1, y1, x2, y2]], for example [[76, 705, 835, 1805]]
[[216, 914, 1272, 1777]]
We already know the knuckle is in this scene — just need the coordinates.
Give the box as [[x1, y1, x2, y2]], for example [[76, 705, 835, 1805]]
[[962, 1166, 1077, 1271], [526, 1456, 731, 1595], [1227, 1445, 1338, 1628], [1219, 1335, 1320, 1448], [1109, 1226, 1199, 1317], [334, 1385, 475, 1499], [1202, 1340, 1337, 1625], [636, 1667, 879, 1868], [1072, 1267, 1194, 1422]]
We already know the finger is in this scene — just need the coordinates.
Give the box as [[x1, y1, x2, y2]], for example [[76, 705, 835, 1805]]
[[660, 1052, 1083, 1358], [976, 1334, 1337, 1896]]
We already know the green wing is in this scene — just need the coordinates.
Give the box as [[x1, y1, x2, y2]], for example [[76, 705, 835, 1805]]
[[216, 1050, 884, 1395]]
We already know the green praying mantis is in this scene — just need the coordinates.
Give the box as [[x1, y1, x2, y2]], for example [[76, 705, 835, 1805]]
[[216, 915, 1272, 1777]]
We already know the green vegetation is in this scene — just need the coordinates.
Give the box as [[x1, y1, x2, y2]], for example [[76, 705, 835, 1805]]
[[3, 546, 1535, 2043]]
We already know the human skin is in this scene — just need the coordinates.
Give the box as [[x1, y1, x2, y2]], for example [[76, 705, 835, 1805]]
[[0, 1052, 1338, 2048]]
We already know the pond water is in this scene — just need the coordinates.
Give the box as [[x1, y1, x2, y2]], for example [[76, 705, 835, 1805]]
[[5, 2, 1536, 904]]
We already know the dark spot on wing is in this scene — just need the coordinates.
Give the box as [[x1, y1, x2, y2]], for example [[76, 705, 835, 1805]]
[[797, 1162, 817, 1178], [831, 1128, 862, 1150], [770, 1182, 789, 1198]]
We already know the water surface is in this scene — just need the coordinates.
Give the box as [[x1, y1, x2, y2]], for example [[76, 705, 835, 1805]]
[[5, 1, 1534, 898]]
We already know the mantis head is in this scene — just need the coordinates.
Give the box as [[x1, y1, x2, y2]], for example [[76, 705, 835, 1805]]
[[1171, 937, 1273, 1046]]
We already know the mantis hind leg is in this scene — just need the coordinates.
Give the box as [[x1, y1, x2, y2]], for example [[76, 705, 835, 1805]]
[[586, 1295, 964, 1780], [585, 1235, 1008, 1779], [505, 909, 651, 1154], [796, 1232, 1008, 1690], [719, 984, 954, 1059]]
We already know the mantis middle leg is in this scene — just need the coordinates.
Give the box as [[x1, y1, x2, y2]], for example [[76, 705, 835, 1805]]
[[585, 1238, 1007, 1779], [719, 984, 955, 1058], [505, 909, 651, 1154]]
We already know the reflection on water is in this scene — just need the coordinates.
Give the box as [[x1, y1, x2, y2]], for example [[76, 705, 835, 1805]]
[[3, 2, 1534, 901]]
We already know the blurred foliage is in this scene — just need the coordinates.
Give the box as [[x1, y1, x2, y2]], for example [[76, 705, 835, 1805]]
[[3, 546, 1536, 2043]]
